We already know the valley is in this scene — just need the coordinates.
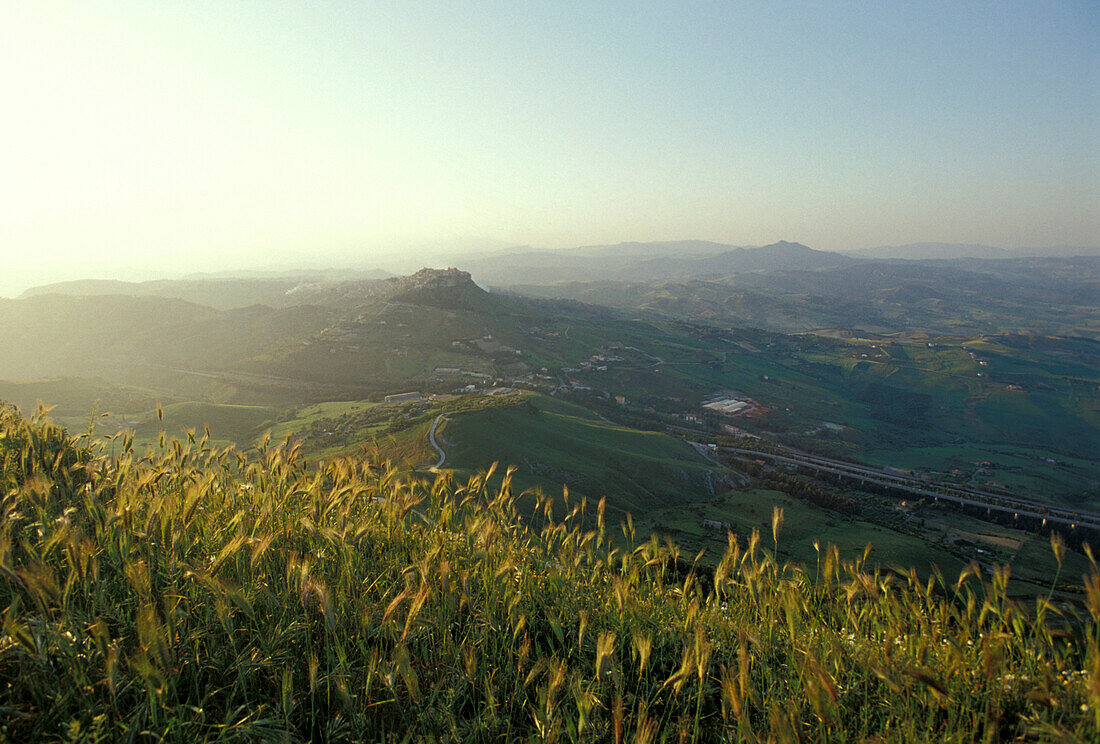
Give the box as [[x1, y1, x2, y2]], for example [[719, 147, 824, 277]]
[[5, 6, 1096, 737], [2, 253, 1097, 595]]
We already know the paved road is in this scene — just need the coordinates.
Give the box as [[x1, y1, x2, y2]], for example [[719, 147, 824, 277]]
[[714, 445, 1100, 531], [689, 441, 750, 487], [755, 442, 1084, 512], [427, 413, 447, 470]]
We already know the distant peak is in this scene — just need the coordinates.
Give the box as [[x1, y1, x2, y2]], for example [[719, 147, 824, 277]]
[[396, 267, 475, 289], [379, 267, 495, 311], [414, 266, 472, 280], [758, 241, 813, 252]]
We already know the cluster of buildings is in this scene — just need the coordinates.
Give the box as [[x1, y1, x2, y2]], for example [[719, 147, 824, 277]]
[[701, 394, 767, 418]]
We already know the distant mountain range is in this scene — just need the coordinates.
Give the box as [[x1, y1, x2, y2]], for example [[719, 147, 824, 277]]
[[18, 269, 393, 310], [455, 239, 1099, 287], [14, 238, 1098, 342], [499, 253, 1100, 339], [847, 243, 1099, 260], [461, 240, 850, 286], [18, 240, 1098, 304]]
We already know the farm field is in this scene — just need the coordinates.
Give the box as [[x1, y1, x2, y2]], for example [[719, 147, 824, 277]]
[[636, 486, 1094, 598]]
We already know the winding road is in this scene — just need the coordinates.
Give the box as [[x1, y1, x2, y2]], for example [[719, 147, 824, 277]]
[[427, 413, 447, 470]]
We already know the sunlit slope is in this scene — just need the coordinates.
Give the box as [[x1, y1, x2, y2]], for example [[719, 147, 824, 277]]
[[443, 393, 719, 515], [0, 405, 1094, 741], [2, 269, 1095, 504]]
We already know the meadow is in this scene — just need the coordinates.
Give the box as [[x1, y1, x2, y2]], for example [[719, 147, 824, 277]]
[[1, 405, 1096, 742]]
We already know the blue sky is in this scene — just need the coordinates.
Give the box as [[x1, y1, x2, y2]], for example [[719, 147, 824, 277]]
[[0, 1, 1096, 294]]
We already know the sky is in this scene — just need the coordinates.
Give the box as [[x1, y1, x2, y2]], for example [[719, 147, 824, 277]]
[[1, 1, 1097, 296]]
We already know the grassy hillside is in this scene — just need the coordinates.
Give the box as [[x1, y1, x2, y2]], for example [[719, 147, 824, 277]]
[[636, 487, 969, 580], [18, 271, 393, 310], [0, 406, 1096, 741], [1, 270, 1096, 508], [134, 402, 281, 448], [0, 377, 163, 423], [560, 328, 1099, 503], [443, 394, 718, 516]]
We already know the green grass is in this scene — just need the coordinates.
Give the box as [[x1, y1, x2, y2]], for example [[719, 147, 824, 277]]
[[132, 401, 281, 448], [0, 405, 1096, 741], [266, 399, 381, 441], [0, 377, 164, 422], [443, 393, 718, 516]]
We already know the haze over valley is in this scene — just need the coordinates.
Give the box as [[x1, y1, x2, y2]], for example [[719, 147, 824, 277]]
[[2, 2, 1098, 740]]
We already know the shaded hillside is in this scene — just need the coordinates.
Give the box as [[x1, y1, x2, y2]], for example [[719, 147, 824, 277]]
[[0, 270, 559, 410], [444, 394, 718, 516], [0, 377, 163, 420]]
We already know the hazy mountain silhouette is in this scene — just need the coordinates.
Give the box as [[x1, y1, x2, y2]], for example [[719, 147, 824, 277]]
[[19, 269, 393, 310], [463, 240, 849, 285], [849, 243, 1100, 260]]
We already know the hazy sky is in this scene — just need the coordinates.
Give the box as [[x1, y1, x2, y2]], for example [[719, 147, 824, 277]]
[[1, 1, 1096, 296]]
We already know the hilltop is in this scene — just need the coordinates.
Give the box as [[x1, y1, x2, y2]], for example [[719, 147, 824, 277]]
[[315, 267, 503, 312]]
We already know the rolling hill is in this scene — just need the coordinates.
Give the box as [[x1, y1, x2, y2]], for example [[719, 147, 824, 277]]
[[1, 266, 1097, 512], [503, 256, 1100, 339]]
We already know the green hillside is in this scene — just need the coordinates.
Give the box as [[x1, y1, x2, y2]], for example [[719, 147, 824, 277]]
[[133, 402, 281, 448], [0, 406, 1095, 741], [443, 394, 718, 516]]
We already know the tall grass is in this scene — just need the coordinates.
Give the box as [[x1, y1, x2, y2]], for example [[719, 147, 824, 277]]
[[1, 404, 1097, 742]]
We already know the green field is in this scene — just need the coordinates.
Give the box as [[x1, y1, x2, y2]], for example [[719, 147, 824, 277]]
[[561, 329, 1100, 504], [636, 488, 967, 577], [138, 401, 279, 444], [443, 393, 719, 516]]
